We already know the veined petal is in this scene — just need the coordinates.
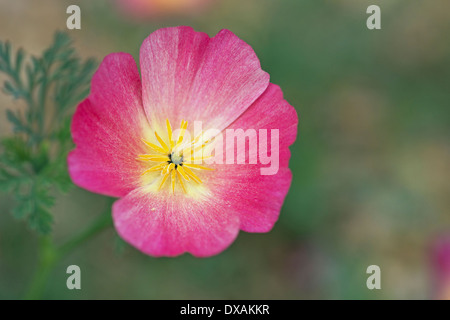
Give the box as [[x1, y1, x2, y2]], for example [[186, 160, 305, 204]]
[[209, 83, 298, 232], [68, 53, 149, 197], [140, 26, 270, 132], [113, 187, 240, 257]]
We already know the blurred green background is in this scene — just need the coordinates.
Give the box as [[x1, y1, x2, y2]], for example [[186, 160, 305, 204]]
[[1, 0, 449, 299]]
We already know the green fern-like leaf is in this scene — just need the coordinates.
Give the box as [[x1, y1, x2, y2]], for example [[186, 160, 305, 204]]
[[0, 32, 97, 234]]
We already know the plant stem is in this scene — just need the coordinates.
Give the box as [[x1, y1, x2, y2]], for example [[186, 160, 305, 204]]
[[23, 204, 113, 300], [23, 236, 57, 300], [58, 207, 113, 258]]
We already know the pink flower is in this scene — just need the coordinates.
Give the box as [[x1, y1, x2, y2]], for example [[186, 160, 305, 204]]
[[117, 0, 213, 18], [68, 26, 298, 257], [432, 236, 450, 299]]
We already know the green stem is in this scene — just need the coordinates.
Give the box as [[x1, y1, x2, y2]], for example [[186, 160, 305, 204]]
[[58, 208, 113, 258], [23, 204, 113, 300], [23, 236, 57, 300]]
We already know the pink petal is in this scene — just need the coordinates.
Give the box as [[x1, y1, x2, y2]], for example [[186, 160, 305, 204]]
[[140, 26, 270, 131], [69, 53, 149, 197], [113, 187, 240, 257], [209, 83, 298, 232]]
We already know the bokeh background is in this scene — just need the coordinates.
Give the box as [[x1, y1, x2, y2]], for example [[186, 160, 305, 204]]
[[1, 0, 449, 299]]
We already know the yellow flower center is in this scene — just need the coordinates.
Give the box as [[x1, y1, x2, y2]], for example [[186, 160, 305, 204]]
[[137, 119, 214, 194]]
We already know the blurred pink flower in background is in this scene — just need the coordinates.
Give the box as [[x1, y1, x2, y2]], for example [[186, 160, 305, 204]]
[[431, 236, 450, 299], [117, 0, 213, 19], [68, 26, 297, 257]]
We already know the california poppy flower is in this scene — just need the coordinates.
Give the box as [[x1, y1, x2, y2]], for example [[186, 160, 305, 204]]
[[432, 236, 450, 299], [68, 26, 298, 257]]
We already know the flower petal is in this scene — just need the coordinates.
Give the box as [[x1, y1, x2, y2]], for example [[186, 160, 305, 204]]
[[69, 53, 149, 197], [113, 187, 240, 257], [208, 83, 298, 232], [140, 26, 270, 131]]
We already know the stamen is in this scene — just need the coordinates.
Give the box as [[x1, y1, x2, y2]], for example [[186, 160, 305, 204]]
[[158, 170, 170, 190], [137, 155, 170, 162], [164, 163, 175, 175], [166, 118, 174, 149], [171, 169, 176, 193], [138, 118, 213, 193], [141, 163, 167, 175], [182, 166, 202, 184], [154, 131, 169, 152], [141, 139, 167, 154], [175, 120, 188, 148], [177, 171, 187, 193], [176, 166, 190, 181], [183, 163, 215, 171]]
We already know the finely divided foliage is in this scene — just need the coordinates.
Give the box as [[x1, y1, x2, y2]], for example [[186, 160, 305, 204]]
[[0, 32, 96, 234]]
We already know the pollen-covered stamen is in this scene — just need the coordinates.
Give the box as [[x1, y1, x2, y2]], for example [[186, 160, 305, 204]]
[[137, 119, 214, 193]]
